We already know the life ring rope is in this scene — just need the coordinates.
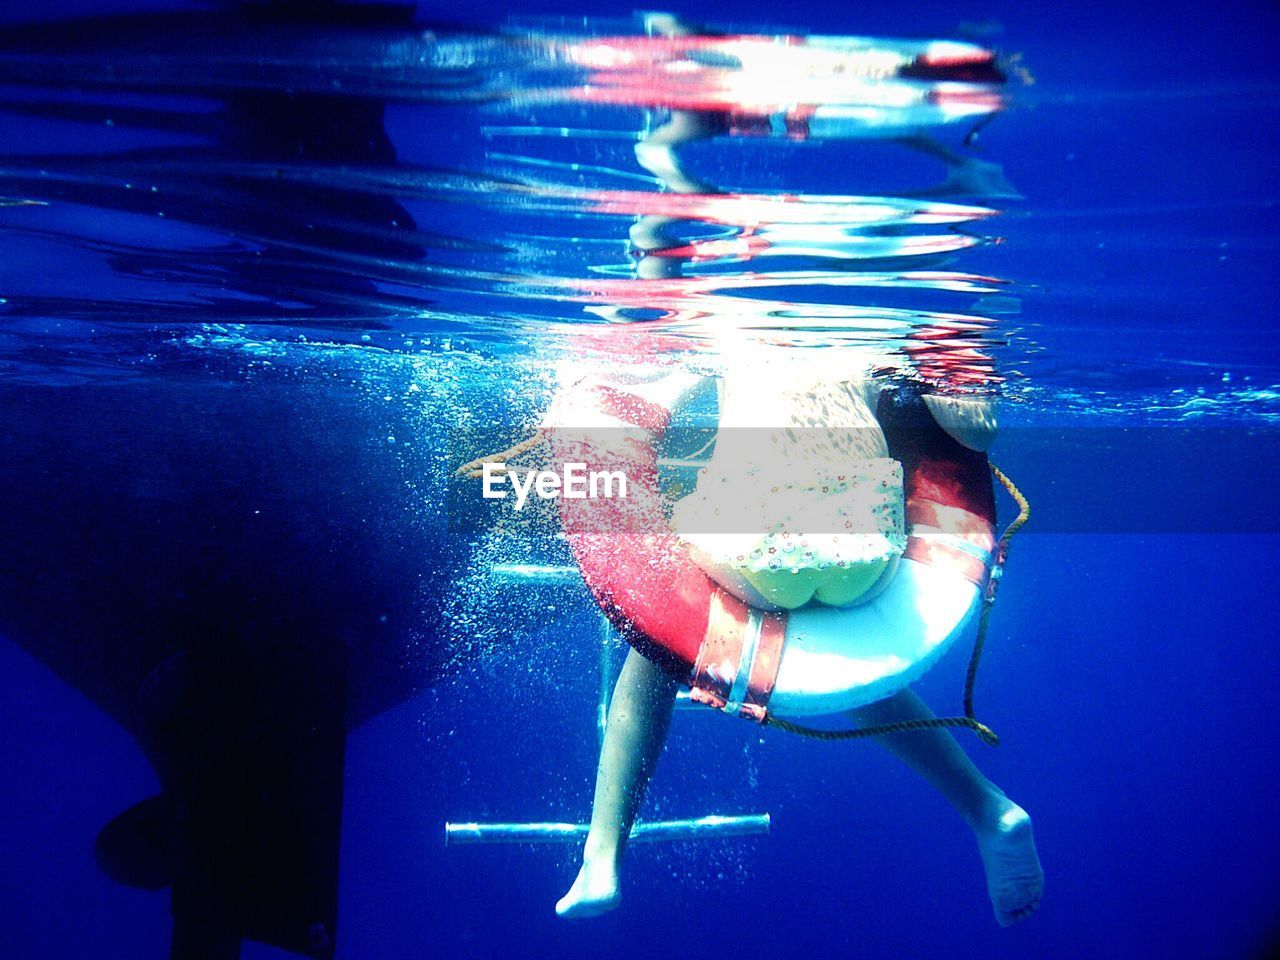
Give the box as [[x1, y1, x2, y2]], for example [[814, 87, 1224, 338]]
[[456, 432, 545, 479], [762, 462, 1028, 746]]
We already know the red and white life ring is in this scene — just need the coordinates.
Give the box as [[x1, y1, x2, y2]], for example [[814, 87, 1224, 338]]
[[544, 374, 997, 720]]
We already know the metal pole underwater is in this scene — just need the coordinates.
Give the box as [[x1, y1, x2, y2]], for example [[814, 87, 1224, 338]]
[[445, 814, 771, 846]]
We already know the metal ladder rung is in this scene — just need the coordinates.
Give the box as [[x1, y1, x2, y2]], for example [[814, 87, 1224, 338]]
[[445, 814, 770, 846], [490, 563, 580, 584]]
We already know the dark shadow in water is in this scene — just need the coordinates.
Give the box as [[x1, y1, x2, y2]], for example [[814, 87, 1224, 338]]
[[0, 3, 457, 958], [0, 375, 454, 960]]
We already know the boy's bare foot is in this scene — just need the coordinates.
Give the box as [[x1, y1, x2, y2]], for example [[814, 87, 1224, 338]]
[[975, 800, 1044, 926], [555, 854, 621, 919]]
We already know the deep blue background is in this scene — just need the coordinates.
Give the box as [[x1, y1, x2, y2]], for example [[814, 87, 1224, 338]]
[[1, 1, 1279, 958]]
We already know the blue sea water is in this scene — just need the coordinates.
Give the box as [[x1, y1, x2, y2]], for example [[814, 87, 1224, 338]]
[[0, 1, 1278, 959]]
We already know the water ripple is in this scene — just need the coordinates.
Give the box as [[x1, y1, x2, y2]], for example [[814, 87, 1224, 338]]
[[16, 13, 1256, 414]]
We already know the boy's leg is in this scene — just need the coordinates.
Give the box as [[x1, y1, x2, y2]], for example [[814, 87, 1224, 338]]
[[556, 647, 678, 918], [851, 688, 1044, 926]]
